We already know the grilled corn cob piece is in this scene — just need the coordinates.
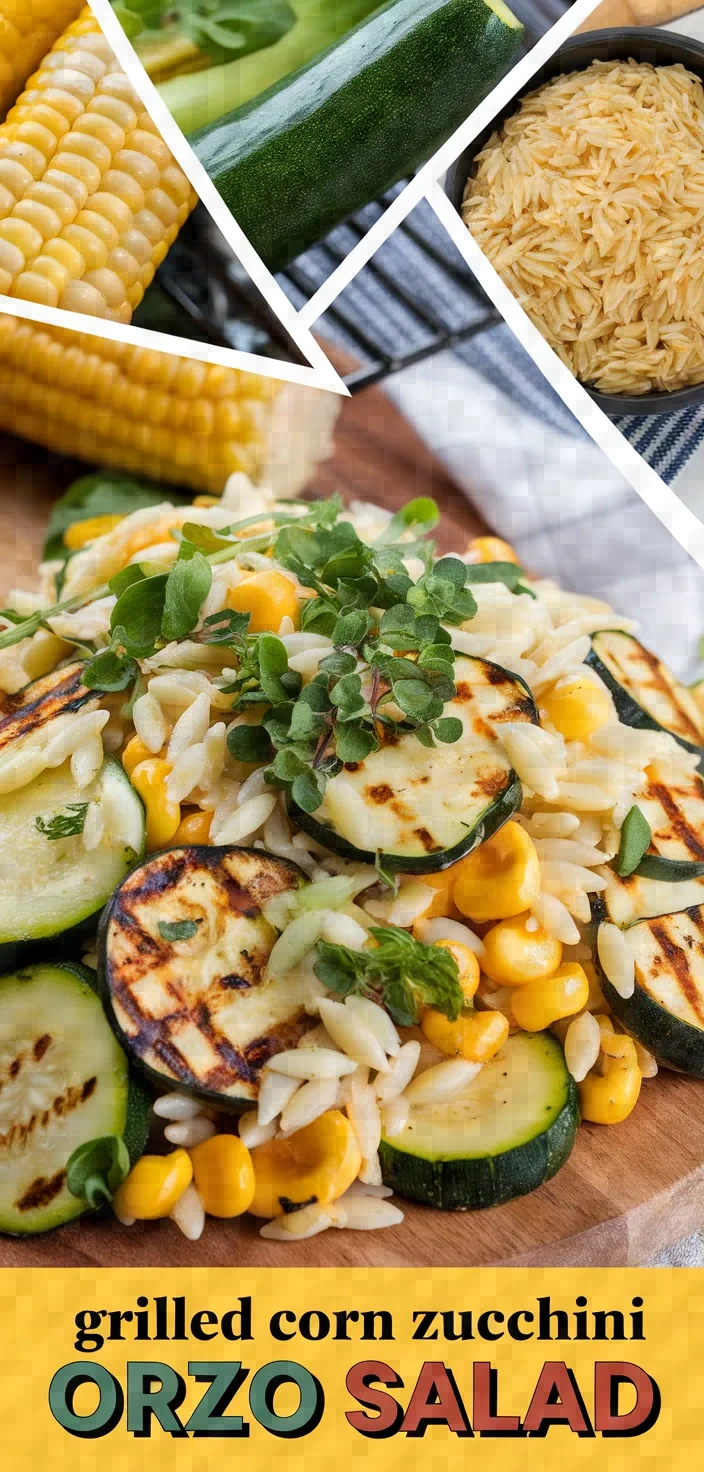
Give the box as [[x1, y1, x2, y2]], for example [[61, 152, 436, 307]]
[[0, 7, 197, 321], [0, 314, 339, 495], [0, 0, 84, 117]]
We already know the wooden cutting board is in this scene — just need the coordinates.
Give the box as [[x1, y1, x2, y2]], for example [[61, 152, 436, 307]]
[[1, 384, 703, 1269]]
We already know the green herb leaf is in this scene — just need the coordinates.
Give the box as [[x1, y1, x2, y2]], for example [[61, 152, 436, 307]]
[[329, 672, 365, 721], [334, 722, 378, 763], [613, 805, 652, 878], [413, 723, 436, 748], [288, 701, 328, 742], [35, 802, 89, 841], [180, 522, 236, 555], [200, 608, 251, 644], [374, 497, 439, 547], [161, 551, 212, 642], [464, 561, 525, 590], [258, 633, 295, 705], [109, 564, 146, 599], [432, 555, 468, 588], [392, 678, 440, 722], [318, 650, 357, 679], [291, 767, 326, 813], [158, 919, 203, 941], [66, 1135, 131, 1209], [433, 716, 464, 744], [111, 573, 168, 657], [300, 596, 338, 637], [181, 0, 297, 68], [332, 609, 371, 649], [226, 724, 272, 763], [82, 648, 139, 693], [313, 925, 464, 1026]]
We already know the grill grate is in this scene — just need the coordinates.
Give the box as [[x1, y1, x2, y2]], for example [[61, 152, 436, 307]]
[[143, 0, 572, 388]]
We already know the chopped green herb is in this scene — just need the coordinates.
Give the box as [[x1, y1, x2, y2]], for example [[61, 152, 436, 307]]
[[35, 803, 90, 841], [314, 925, 465, 1026], [158, 919, 203, 942], [613, 805, 652, 878]]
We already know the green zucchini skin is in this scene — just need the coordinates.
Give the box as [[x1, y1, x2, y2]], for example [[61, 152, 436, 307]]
[[51, 963, 151, 1169], [192, 0, 524, 270], [601, 975, 704, 1078], [287, 771, 523, 873], [379, 1075, 578, 1211], [585, 635, 704, 770], [0, 962, 150, 1235]]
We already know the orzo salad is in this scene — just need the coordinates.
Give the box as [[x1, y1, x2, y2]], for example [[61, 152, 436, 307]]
[[0, 472, 703, 1245]]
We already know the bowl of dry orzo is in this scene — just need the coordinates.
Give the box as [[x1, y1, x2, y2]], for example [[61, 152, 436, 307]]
[[450, 29, 704, 416]]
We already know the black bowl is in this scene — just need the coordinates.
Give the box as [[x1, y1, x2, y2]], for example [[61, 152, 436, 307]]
[[445, 27, 704, 418]]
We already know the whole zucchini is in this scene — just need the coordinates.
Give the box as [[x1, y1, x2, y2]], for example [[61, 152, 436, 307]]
[[192, 0, 524, 270]]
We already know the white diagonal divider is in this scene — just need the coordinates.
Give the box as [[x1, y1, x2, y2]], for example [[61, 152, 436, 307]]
[[0, 0, 347, 394], [297, 0, 604, 331], [425, 176, 704, 574]]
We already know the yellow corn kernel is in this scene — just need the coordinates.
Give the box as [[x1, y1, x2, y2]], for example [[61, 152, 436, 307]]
[[116, 1148, 193, 1218], [421, 1005, 508, 1062], [173, 809, 212, 845], [541, 676, 611, 744], [595, 1013, 615, 1037], [510, 962, 590, 1033], [432, 939, 480, 1001], [578, 1033, 642, 1124], [113, 1148, 192, 1220], [64, 511, 124, 549], [190, 1134, 255, 1219], [249, 1110, 362, 1218], [193, 495, 219, 508], [0, 8, 196, 317], [481, 913, 563, 987], [131, 757, 180, 852], [121, 734, 163, 780], [226, 570, 301, 635], [0, 1, 86, 118], [465, 535, 519, 565], [453, 821, 541, 923]]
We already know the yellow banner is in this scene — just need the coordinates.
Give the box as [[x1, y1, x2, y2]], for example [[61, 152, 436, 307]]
[[0, 1267, 702, 1468]]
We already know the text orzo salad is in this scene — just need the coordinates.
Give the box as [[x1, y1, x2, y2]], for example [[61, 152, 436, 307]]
[[0, 472, 702, 1243]]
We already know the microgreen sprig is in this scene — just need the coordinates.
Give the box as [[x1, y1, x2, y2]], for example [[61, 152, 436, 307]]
[[313, 926, 465, 1026]]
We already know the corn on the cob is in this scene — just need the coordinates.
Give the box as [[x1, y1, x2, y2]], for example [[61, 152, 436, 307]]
[[0, 313, 339, 495], [0, 0, 84, 117], [0, 7, 197, 321]]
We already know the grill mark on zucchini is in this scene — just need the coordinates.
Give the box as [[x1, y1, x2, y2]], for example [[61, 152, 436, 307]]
[[16, 1170, 66, 1213], [646, 780, 704, 859], [100, 846, 315, 1105], [645, 920, 704, 1024], [629, 642, 703, 746], [0, 1074, 97, 1153], [0, 663, 97, 754], [291, 656, 536, 871]]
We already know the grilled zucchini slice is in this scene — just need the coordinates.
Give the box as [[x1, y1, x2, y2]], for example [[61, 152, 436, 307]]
[[586, 631, 704, 765], [0, 962, 150, 1235], [100, 845, 320, 1108], [379, 1031, 578, 1210], [599, 907, 704, 1076], [0, 662, 99, 754], [289, 655, 538, 872], [0, 756, 145, 950], [597, 759, 704, 928]]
